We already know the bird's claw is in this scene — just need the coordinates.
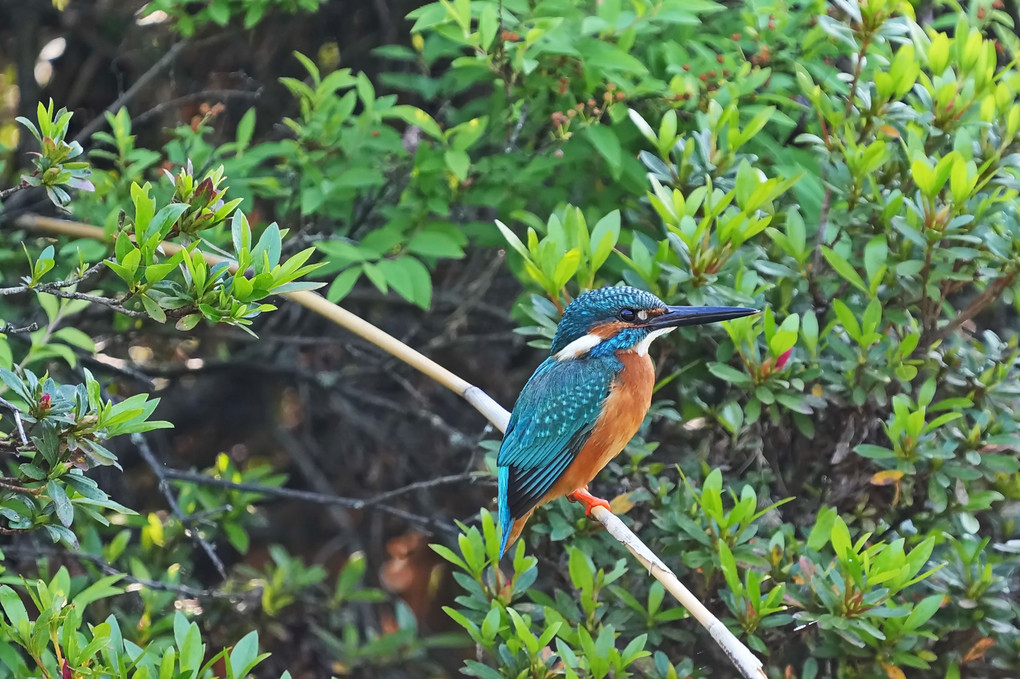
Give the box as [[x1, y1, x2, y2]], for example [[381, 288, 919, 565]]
[[566, 487, 612, 518]]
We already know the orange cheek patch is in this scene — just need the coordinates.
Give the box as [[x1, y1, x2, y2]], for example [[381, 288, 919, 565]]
[[590, 321, 630, 338]]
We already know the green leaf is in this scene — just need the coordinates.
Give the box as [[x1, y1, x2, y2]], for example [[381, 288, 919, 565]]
[[903, 594, 943, 632], [495, 220, 531, 260], [327, 268, 362, 303], [71, 574, 125, 609], [589, 211, 620, 271], [207, 0, 230, 25], [47, 480, 74, 527], [53, 327, 95, 353], [775, 392, 812, 414], [407, 231, 464, 259], [444, 149, 470, 181], [584, 125, 623, 178], [176, 314, 201, 332], [807, 506, 836, 551], [551, 249, 581, 289], [0, 585, 29, 628], [229, 631, 263, 677], [830, 515, 853, 560], [718, 541, 742, 594], [832, 299, 862, 341], [800, 310, 819, 356], [231, 210, 251, 257], [567, 547, 594, 592], [140, 294, 166, 323], [384, 105, 443, 140], [856, 444, 896, 460], [144, 203, 189, 243], [821, 246, 867, 294], [401, 256, 432, 308], [361, 261, 388, 293], [863, 236, 887, 293], [179, 621, 204, 672], [236, 108, 255, 151], [707, 362, 752, 387]]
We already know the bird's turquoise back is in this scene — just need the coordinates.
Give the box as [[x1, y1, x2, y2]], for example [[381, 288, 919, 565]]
[[497, 354, 618, 556]]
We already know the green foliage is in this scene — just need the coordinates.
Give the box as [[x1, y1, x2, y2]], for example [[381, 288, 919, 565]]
[[437, 511, 651, 679], [15, 100, 93, 207], [0, 366, 167, 545], [466, 0, 1020, 676], [142, 0, 325, 35], [99, 165, 323, 330], [4, 0, 1020, 677], [0, 569, 276, 679]]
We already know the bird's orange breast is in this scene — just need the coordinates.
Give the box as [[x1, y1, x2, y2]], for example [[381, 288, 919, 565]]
[[544, 351, 655, 500]]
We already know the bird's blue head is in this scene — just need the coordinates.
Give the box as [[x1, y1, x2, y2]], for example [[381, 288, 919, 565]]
[[550, 286, 757, 360]]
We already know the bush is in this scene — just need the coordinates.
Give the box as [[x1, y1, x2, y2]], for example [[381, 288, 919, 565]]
[[2, 0, 1019, 677]]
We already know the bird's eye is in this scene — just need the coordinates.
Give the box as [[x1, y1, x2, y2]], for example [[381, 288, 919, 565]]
[[619, 309, 637, 322]]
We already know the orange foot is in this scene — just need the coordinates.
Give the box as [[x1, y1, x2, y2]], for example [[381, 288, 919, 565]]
[[566, 486, 612, 518]]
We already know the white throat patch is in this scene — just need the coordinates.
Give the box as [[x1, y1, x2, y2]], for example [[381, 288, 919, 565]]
[[555, 333, 602, 361], [633, 327, 674, 356]]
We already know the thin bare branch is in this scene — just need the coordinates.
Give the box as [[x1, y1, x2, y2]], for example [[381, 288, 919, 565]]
[[132, 88, 262, 127], [926, 271, 1018, 347], [158, 467, 463, 536], [360, 472, 490, 508], [0, 321, 38, 335], [0, 262, 105, 296], [0, 182, 28, 201], [75, 41, 190, 144], [131, 433, 228, 580], [0, 396, 29, 446]]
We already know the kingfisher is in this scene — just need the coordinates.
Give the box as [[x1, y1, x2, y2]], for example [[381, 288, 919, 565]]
[[497, 286, 757, 557]]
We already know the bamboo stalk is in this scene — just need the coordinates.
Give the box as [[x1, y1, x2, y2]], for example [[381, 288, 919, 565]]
[[15, 214, 766, 678]]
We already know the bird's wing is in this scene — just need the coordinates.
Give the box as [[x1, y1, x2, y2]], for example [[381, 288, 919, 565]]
[[497, 356, 614, 521]]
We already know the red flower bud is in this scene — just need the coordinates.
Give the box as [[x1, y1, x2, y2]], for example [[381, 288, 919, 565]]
[[775, 349, 792, 370]]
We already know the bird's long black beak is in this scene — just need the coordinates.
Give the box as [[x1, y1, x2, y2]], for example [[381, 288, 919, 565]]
[[646, 305, 759, 329]]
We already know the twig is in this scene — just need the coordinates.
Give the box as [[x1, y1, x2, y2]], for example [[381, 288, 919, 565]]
[[35, 288, 149, 317], [360, 472, 490, 508], [0, 396, 29, 446], [15, 213, 767, 679], [925, 271, 1018, 347], [0, 259, 156, 319], [341, 385, 476, 450], [0, 183, 28, 201], [74, 41, 190, 144], [0, 479, 43, 495], [387, 371, 476, 449], [131, 433, 228, 580], [0, 262, 105, 296], [844, 37, 871, 120], [274, 426, 357, 535], [159, 467, 462, 535], [132, 88, 262, 127], [0, 321, 38, 335], [505, 102, 529, 153], [809, 186, 832, 310]]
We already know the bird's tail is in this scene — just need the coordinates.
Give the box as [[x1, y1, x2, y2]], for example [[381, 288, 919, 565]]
[[498, 466, 511, 558]]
